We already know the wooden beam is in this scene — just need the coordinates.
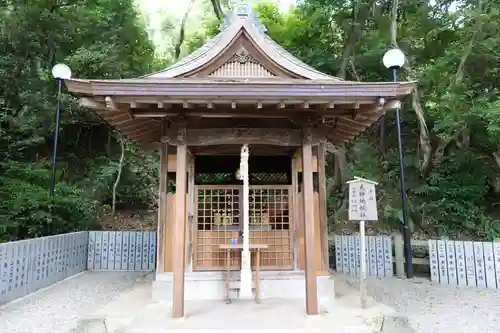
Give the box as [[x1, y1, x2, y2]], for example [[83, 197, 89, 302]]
[[105, 96, 379, 106], [129, 104, 384, 119], [131, 110, 291, 119], [157, 139, 168, 274], [116, 119, 155, 131], [301, 127, 318, 315], [172, 127, 187, 318], [127, 127, 160, 139], [317, 143, 329, 272], [127, 129, 160, 142], [318, 102, 335, 109], [336, 117, 368, 130], [330, 126, 357, 140], [122, 123, 156, 136], [161, 128, 327, 147], [297, 102, 309, 109], [80, 97, 106, 110], [105, 96, 119, 111], [112, 116, 140, 125]]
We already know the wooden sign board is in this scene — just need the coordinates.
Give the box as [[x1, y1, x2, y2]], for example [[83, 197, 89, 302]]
[[347, 177, 378, 221]]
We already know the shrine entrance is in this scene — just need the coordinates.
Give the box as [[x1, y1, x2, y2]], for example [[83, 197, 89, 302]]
[[192, 155, 293, 271]]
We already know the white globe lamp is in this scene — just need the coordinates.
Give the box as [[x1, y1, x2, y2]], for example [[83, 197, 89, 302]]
[[49, 63, 71, 199], [382, 49, 405, 69], [51, 63, 72, 80], [382, 47, 413, 279]]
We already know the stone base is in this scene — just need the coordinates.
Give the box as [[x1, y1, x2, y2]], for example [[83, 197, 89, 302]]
[[152, 271, 335, 313]]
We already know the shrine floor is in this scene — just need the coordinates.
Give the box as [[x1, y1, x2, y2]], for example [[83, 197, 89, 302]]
[[1, 271, 419, 333], [73, 273, 396, 333]]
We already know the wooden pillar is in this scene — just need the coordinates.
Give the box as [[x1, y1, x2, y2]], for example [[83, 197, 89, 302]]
[[291, 152, 299, 270], [172, 128, 187, 318], [301, 129, 319, 315], [317, 142, 329, 272], [156, 142, 168, 273], [186, 154, 195, 272]]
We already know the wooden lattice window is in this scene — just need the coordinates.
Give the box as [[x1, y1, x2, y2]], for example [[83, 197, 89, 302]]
[[193, 185, 293, 271], [194, 187, 241, 269], [195, 173, 234, 185], [251, 172, 288, 184], [249, 186, 292, 269]]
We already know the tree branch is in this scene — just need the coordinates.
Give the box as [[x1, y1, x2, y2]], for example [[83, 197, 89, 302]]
[[174, 0, 196, 61], [336, 1, 374, 79], [453, 0, 483, 86], [210, 0, 224, 20], [390, 0, 399, 48]]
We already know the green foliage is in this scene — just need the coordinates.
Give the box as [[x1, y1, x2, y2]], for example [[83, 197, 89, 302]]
[[0, 161, 99, 242], [3, 0, 500, 242], [0, 0, 158, 240]]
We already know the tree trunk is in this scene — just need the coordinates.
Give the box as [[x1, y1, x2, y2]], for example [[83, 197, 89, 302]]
[[210, 0, 224, 19], [174, 0, 196, 61], [336, 1, 374, 79], [112, 138, 125, 216], [106, 128, 112, 156], [389, 0, 432, 178], [328, 2, 375, 195]]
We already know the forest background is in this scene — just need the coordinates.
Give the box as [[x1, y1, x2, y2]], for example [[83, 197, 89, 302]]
[[1, 0, 499, 242]]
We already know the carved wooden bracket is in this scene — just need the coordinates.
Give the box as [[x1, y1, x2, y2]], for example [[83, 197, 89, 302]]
[[302, 127, 314, 144], [161, 128, 327, 146]]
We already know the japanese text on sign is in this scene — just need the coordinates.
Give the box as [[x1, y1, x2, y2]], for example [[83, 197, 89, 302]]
[[348, 179, 378, 221]]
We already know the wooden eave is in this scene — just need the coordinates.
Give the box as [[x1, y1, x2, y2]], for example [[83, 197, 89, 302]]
[[65, 78, 415, 100], [69, 84, 412, 149]]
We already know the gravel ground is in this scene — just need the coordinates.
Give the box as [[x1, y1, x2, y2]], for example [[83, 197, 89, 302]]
[[0, 271, 146, 333], [339, 274, 500, 333]]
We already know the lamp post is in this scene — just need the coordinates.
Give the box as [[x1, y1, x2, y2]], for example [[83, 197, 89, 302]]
[[49, 63, 72, 198], [382, 49, 413, 279]]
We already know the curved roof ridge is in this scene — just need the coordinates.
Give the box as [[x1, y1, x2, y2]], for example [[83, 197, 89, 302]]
[[142, 3, 341, 80]]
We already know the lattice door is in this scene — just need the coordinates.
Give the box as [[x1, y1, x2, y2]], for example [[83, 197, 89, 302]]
[[193, 186, 241, 270], [193, 185, 293, 271], [249, 186, 292, 269]]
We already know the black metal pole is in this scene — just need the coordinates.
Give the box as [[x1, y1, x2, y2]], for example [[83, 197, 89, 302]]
[[392, 67, 413, 279], [49, 78, 63, 198]]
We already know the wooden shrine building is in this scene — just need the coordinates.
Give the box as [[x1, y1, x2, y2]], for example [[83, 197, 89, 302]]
[[65, 4, 414, 318]]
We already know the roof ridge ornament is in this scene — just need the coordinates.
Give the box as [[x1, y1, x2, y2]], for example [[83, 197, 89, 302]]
[[219, 3, 268, 34]]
